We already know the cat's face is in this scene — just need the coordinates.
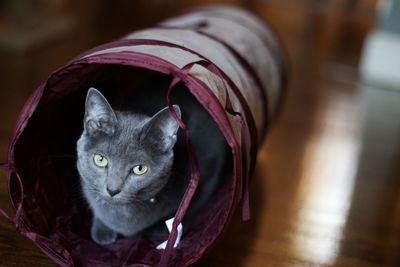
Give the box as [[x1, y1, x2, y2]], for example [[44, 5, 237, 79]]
[[77, 88, 181, 204]]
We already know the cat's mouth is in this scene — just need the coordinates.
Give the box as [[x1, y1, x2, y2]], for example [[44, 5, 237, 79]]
[[100, 190, 157, 205], [102, 194, 135, 205], [92, 179, 166, 204]]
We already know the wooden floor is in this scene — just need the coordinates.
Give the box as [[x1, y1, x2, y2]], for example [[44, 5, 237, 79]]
[[1, 2, 400, 267], [194, 58, 400, 266]]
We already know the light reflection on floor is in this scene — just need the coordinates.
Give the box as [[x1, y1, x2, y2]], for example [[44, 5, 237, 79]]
[[291, 89, 362, 265]]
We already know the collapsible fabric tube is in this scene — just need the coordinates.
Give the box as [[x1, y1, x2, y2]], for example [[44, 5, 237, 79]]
[[0, 5, 287, 267]]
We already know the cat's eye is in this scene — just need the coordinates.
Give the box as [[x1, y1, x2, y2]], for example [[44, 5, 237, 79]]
[[132, 165, 148, 175], [94, 154, 108, 168]]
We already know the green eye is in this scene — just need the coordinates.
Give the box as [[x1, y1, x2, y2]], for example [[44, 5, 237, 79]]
[[94, 154, 108, 167], [132, 165, 148, 175]]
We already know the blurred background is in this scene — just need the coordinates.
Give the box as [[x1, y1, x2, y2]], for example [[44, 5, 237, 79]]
[[1, 0, 399, 266]]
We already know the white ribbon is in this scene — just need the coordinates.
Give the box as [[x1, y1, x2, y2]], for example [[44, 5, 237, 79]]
[[156, 217, 183, 250]]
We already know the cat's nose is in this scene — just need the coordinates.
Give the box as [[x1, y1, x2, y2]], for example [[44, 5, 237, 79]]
[[107, 187, 121, 197]]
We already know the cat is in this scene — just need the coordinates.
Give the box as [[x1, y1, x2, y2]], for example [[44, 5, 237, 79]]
[[76, 76, 230, 245]]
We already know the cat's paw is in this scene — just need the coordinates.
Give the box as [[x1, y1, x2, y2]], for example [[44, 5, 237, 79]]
[[91, 219, 118, 245], [92, 228, 117, 246], [91, 226, 117, 245]]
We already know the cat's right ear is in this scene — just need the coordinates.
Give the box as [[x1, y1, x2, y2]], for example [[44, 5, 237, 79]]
[[84, 88, 117, 136], [141, 105, 181, 152]]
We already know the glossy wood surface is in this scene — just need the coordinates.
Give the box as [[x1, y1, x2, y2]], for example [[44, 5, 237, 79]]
[[2, 1, 399, 266]]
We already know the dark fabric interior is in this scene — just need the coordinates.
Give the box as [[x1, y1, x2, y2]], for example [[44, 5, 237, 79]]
[[12, 64, 235, 266]]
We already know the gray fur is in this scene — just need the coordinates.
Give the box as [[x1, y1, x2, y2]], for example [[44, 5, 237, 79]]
[[77, 88, 181, 244], [77, 80, 230, 245]]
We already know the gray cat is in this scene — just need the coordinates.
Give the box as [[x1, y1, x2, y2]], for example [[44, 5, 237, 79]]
[[76, 79, 229, 245]]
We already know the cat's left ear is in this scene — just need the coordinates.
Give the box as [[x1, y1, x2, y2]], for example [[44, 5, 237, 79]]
[[84, 88, 117, 136], [142, 105, 181, 152]]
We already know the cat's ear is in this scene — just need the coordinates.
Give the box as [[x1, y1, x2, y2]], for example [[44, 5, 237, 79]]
[[84, 88, 117, 136], [142, 105, 181, 152]]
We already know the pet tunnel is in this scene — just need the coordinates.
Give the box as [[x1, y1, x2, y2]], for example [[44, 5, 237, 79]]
[[0, 5, 287, 267]]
